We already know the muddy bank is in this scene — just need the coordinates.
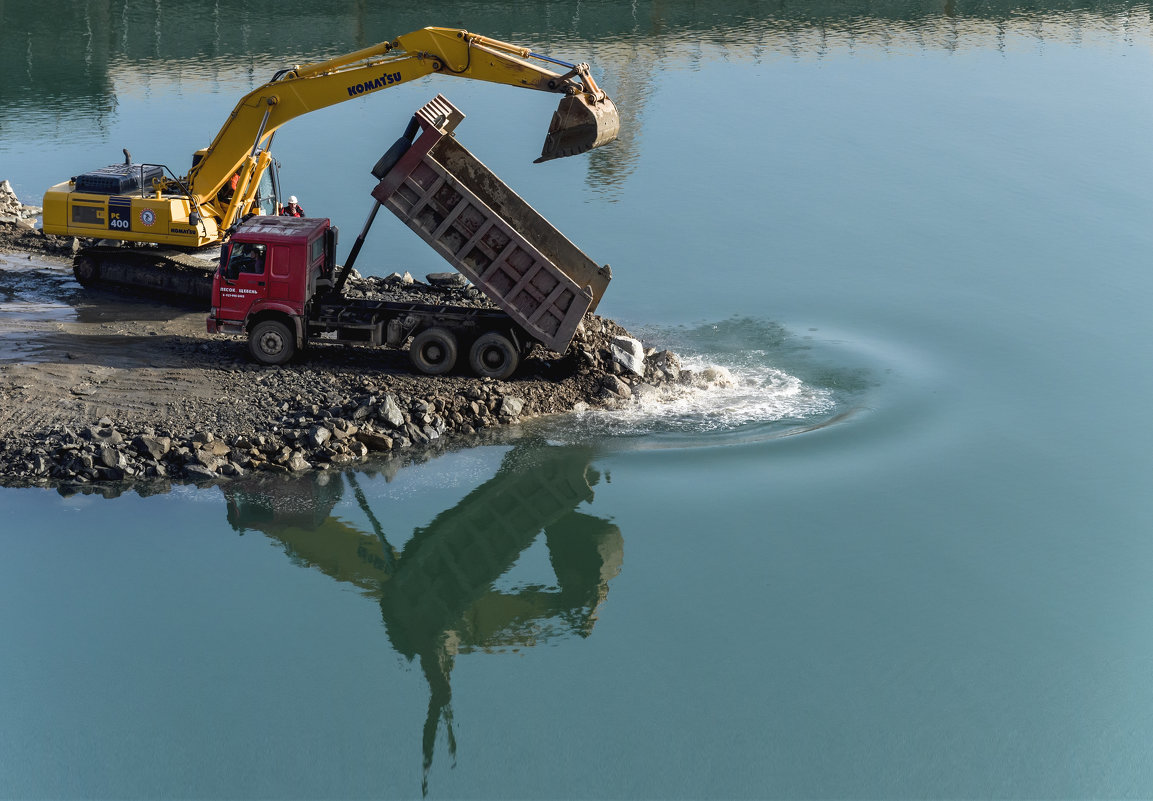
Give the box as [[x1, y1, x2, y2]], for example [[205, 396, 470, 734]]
[[0, 212, 693, 493]]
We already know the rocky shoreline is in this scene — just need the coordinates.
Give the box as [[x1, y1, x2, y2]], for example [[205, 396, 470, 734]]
[[0, 181, 695, 494], [0, 307, 687, 492]]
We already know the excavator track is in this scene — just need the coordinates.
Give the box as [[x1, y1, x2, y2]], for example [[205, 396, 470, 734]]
[[73, 244, 218, 302]]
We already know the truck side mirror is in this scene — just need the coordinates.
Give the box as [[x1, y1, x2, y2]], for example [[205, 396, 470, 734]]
[[324, 226, 339, 274]]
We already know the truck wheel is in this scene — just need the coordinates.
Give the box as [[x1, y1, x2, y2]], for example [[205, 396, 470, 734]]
[[73, 255, 100, 287], [249, 319, 296, 365], [410, 327, 458, 375], [469, 332, 519, 380]]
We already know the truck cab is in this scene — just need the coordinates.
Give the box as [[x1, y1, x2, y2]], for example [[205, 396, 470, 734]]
[[207, 216, 336, 359]]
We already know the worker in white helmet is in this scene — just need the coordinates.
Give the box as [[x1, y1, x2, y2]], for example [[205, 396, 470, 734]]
[[282, 195, 305, 217]]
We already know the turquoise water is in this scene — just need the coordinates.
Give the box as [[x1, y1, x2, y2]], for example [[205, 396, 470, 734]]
[[3, 2, 1153, 797]]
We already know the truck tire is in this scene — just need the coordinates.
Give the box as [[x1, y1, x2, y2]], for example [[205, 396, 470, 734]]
[[410, 327, 458, 375], [73, 255, 100, 287], [249, 319, 296, 365], [469, 332, 519, 380]]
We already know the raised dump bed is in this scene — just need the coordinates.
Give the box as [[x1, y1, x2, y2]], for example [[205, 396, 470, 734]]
[[370, 95, 612, 354]]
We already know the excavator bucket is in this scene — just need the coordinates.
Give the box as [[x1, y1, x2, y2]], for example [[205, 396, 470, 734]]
[[535, 94, 620, 163]]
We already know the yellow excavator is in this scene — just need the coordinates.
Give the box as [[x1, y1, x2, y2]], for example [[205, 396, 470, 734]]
[[40, 27, 620, 297]]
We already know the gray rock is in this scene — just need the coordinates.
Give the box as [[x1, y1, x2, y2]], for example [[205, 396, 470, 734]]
[[307, 425, 331, 448], [379, 394, 405, 428], [602, 375, 633, 399], [500, 396, 525, 418], [287, 452, 311, 472], [184, 464, 219, 481], [352, 404, 372, 421], [89, 426, 123, 446], [652, 350, 682, 382], [133, 435, 172, 460], [611, 336, 646, 377], [200, 439, 232, 458], [98, 445, 127, 470], [427, 272, 467, 288], [355, 431, 393, 451], [219, 462, 246, 478], [189, 451, 226, 472]]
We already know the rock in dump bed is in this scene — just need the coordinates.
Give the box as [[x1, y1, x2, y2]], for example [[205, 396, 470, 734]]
[[0, 219, 696, 492]]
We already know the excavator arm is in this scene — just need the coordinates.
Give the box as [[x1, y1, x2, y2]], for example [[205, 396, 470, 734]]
[[186, 27, 619, 232], [42, 27, 619, 252]]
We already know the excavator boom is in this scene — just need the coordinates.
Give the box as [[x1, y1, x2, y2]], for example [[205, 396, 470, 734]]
[[41, 26, 620, 286], [183, 27, 618, 233]]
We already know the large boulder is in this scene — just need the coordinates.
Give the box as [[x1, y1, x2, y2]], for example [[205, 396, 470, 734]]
[[611, 336, 645, 377]]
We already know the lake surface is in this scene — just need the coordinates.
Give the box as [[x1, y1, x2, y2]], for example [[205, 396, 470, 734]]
[[3, 1, 1153, 797]]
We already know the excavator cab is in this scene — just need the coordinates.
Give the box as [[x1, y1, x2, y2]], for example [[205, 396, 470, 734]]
[[253, 161, 281, 216]]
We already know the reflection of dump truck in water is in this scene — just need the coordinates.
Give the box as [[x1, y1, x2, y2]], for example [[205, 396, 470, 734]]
[[221, 442, 622, 793], [206, 95, 612, 378], [41, 27, 619, 300], [222, 444, 622, 647]]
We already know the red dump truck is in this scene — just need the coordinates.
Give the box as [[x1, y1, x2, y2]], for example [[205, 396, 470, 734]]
[[206, 95, 611, 380]]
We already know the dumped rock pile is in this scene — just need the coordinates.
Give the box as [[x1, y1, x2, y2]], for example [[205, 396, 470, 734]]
[[0, 181, 78, 256], [0, 180, 39, 223], [343, 269, 498, 309]]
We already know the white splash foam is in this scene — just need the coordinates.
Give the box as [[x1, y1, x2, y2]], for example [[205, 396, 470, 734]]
[[564, 354, 836, 439]]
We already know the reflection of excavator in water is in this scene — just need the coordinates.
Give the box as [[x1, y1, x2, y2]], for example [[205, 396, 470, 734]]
[[222, 442, 623, 795], [41, 27, 620, 297]]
